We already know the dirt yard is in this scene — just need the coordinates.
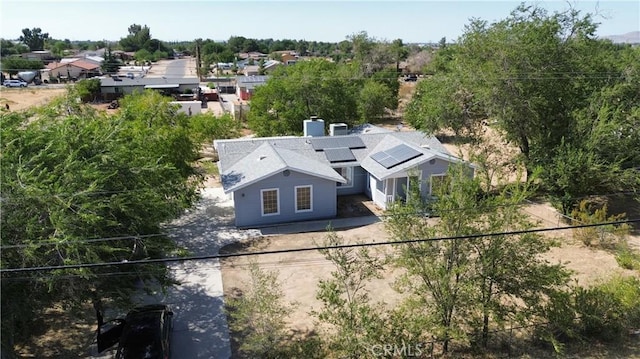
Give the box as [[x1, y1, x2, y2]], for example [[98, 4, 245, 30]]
[[219, 81, 640, 355], [5, 80, 640, 357], [0, 86, 67, 111]]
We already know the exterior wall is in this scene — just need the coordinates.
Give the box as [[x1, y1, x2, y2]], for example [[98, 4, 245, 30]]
[[49, 65, 94, 79], [369, 158, 454, 209], [336, 166, 367, 196], [169, 101, 202, 116], [239, 88, 251, 101], [233, 170, 338, 228]]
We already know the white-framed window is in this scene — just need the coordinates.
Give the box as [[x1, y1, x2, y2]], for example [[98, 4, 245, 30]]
[[336, 167, 353, 188], [376, 177, 385, 192], [295, 185, 313, 213], [429, 174, 448, 196], [261, 188, 280, 216]]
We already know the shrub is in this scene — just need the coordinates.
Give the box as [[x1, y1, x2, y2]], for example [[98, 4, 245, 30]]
[[543, 276, 640, 347], [571, 200, 630, 248], [615, 246, 640, 270]]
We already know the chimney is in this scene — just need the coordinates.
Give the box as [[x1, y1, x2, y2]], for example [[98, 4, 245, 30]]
[[303, 117, 325, 137]]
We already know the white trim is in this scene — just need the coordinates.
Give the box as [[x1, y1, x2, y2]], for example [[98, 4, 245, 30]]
[[336, 167, 354, 188], [260, 188, 280, 216], [407, 170, 423, 195], [294, 185, 313, 213], [429, 173, 447, 195]]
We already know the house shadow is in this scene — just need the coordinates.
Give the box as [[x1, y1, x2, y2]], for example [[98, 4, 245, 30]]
[[337, 194, 384, 218], [606, 193, 640, 234]]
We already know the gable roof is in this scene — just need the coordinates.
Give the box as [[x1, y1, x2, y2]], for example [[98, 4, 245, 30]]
[[220, 142, 346, 193], [47, 59, 101, 71], [360, 134, 466, 180], [236, 75, 269, 90], [215, 125, 461, 193]]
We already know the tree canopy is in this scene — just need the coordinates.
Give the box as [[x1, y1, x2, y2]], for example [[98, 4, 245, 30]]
[[0, 89, 205, 352], [405, 4, 640, 212], [247, 58, 400, 136], [19, 27, 49, 51]]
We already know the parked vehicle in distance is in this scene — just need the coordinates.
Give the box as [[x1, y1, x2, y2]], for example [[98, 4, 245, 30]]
[[97, 304, 173, 359], [3, 79, 28, 87], [404, 74, 418, 82]]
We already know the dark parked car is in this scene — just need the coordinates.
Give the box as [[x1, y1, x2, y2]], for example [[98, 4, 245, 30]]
[[97, 304, 173, 359]]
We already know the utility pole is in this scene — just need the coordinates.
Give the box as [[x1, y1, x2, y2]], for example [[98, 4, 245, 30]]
[[195, 39, 202, 81]]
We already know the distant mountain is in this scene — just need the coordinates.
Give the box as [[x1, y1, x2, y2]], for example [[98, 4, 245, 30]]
[[601, 31, 640, 44]]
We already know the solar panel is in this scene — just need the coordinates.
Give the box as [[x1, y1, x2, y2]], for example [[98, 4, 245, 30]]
[[387, 144, 422, 164], [324, 147, 356, 163], [310, 136, 365, 151], [371, 144, 423, 169]]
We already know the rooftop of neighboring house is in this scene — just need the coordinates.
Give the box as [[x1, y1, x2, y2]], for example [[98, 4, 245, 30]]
[[47, 59, 101, 71], [236, 75, 269, 87]]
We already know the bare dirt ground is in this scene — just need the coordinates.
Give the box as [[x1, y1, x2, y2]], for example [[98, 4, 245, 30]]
[[219, 81, 640, 356], [1, 86, 67, 111], [6, 82, 640, 358]]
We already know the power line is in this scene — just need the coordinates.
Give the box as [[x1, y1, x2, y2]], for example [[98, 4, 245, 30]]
[[2, 218, 637, 274], [0, 233, 167, 249], [1, 189, 636, 250]]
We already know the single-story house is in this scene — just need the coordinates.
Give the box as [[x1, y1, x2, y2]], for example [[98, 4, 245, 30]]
[[243, 65, 260, 76], [236, 75, 269, 101], [214, 119, 473, 228], [46, 59, 102, 80], [281, 53, 297, 65], [99, 77, 200, 101], [238, 52, 268, 60]]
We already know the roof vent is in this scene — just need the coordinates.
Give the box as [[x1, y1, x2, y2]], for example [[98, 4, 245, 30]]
[[259, 155, 267, 161], [329, 123, 348, 136]]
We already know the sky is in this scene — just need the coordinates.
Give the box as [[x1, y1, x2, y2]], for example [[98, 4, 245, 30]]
[[1, 0, 638, 44]]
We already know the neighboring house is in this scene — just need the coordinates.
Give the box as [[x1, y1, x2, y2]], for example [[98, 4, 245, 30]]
[[262, 60, 282, 73], [235, 75, 269, 101], [214, 119, 473, 228], [46, 59, 102, 80], [238, 52, 268, 60], [22, 50, 55, 63], [281, 53, 297, 65], [99, 77, 200, 101], [243, 65, 260, 76]]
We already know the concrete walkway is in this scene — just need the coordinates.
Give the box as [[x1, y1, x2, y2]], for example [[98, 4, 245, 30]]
[[90, 187, 381, 358], [258, 215, 381, 235]]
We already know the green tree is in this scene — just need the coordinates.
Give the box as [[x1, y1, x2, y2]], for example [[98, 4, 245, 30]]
[[385, 164, 570, 353], [405, 4, 639, 210], [226, 261, 294, 358], [19, 27, 49, 51], [119, 24, 151, 52], [405, 76, 484, 140], [247, 59, 360, 136], [315, 231, 388, 358], [357, 80, 392, 122], [74, 78, 102, 102], [0, 58, 44, 77], [101, 46, 121, 74], [0, 39, 29, 56], [1, 89, 202, 353], [390, 38, 408, 73]]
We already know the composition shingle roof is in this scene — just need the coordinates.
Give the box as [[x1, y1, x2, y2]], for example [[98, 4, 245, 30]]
[[215, 125, 460, 193]]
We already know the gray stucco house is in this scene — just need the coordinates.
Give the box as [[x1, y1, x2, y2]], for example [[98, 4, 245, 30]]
[[214, 119, 472, 228]]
